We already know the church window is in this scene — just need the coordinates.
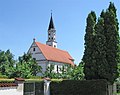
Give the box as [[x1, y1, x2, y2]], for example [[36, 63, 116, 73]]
[[57, 65, 59, 73], [33, 48, 35, 51], [33, 58, 36, 60]]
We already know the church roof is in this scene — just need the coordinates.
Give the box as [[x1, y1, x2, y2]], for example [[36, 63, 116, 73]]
[[35, 42, 74, 66], [48, 15, 55, 30]]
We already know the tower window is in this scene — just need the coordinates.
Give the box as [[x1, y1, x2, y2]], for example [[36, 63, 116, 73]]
[[33, 48, 35, 51]]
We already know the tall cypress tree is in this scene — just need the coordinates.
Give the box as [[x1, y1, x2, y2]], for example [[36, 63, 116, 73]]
[[102, 2, 120, 83], [83, 2, 119, 84], [83, 11, 96, 80], [94, 17, 109, 79]]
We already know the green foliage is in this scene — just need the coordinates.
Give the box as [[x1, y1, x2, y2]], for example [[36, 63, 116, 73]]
[[0, 50, 42, 78], [0, 50, 15, 77], [82, 11, 97, 80], [83, 2, 120, 84], [43, 64, 56, 78], [100, 2, 119, 83], [13, 53, 42, 78], [61, 63, 84, 80], [0, 73, 8, 79], [50, 80, 108, 95], [43, 63, 84, 80]]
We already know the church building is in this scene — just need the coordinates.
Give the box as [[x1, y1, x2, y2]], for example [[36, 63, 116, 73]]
[[28, 14, 74, 75]]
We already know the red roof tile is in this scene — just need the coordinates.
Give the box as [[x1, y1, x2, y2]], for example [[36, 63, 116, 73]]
[[15, 78, 25, 81], [35, 42, 74, 66], [0, 83, 17, 87]]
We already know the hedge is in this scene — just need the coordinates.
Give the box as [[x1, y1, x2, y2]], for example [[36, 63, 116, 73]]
[[50, 79, 108, 95]]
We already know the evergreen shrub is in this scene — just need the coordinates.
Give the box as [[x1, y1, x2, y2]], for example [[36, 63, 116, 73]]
[[50, 79, 108, 95]]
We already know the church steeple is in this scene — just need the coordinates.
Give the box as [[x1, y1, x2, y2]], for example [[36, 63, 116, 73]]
[[46, 13, 57, 48], [48, 13, 55, 30]]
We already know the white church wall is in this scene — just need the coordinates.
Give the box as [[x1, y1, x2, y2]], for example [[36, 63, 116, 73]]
[[37, 60, 48, 76], [28, 42, 46, 61]]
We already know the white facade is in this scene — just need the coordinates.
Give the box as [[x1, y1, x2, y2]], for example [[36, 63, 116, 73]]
[[28, 40, 68, 75], [28, 41, 47, 75]]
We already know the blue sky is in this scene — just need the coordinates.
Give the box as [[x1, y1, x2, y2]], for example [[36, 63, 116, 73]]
[[0, 0, 120, 64]]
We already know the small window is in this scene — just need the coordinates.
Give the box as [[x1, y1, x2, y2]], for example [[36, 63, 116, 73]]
[[33, 48, 35, 51], [33, 58, 36, 60], [57, 65, 59, 73]]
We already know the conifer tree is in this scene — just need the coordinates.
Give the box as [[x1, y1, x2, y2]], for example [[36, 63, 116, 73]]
[[83, 2, 120, 84], [93, 17, 108, 79], [82, 11, 96, 80], [101, 2, 120, 83]]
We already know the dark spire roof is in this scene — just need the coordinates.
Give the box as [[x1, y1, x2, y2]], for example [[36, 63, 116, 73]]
[[48, 13, 55, 30]]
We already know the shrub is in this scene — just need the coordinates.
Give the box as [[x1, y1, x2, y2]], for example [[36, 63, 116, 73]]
[[50, 79, 108, 95]]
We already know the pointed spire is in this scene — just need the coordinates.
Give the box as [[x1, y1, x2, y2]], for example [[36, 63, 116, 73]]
[[48, 12, 55, 30], [33, 38, 36, 42]]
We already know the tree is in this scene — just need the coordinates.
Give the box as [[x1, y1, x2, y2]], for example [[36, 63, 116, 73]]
[[0, 50, 15, 77], [69, 62, 84, 80], [93, 17, 108, 79], [43, 63, 84, 80], [102, 2, 120, 83], [13, 53, 42, 78], [22, 54, 42, 76], [43, 64, 56, 78], [83, 2, 120, 84], [82, 11, 97, 80]]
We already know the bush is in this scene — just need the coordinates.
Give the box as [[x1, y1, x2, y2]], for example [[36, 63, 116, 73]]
[[0, 73, 8, 79], [50, 79, 108, 95]]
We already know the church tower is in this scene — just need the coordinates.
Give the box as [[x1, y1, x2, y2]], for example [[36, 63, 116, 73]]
[[46, 13, 57, 48]]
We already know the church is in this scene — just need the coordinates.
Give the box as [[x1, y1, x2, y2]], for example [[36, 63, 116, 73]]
[[28, 14, 74, 75]]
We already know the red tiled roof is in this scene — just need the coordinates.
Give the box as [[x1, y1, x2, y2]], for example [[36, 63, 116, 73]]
[[0, 83, 17, 87], [15, 78, 24, 81], [35, 42, 74, 66]]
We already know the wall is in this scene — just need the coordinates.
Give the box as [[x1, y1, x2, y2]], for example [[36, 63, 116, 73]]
[[28, 41, 69, 75], [28, 42, 47, 74], [0, 86, 22, 95], [0, 79, 24, 95]]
